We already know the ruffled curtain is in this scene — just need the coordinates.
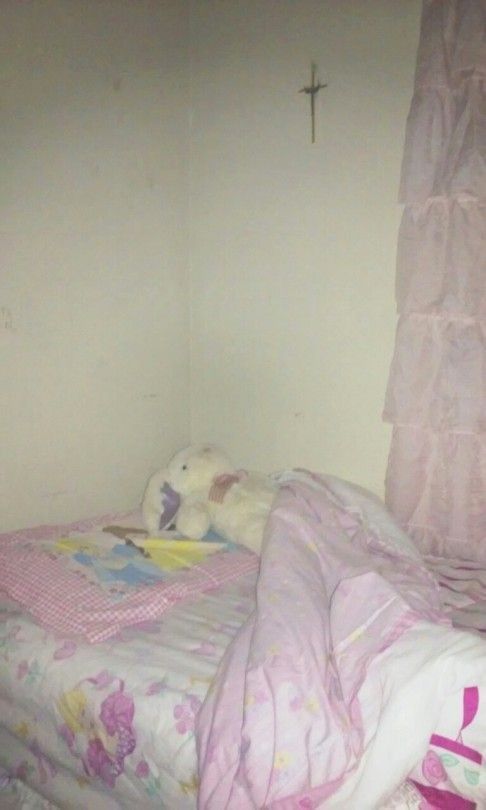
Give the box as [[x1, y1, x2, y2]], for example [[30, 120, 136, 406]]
[[384, 0, 486, 561]]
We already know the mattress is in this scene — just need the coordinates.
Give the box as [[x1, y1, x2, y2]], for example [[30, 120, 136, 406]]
[[1, 508, 486, 809], [0, 566, 257, 808], [0, 507, 257, 808]]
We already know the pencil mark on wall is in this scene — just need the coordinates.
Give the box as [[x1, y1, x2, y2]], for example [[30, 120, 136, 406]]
[[112, 77, 123, 92], [141, 393, 158, 400], [43, 490, 69, 499], [0, 307, 14, 332]]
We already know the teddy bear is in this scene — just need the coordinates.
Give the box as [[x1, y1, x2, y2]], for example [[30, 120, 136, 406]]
[[141, 444, 277, 554]]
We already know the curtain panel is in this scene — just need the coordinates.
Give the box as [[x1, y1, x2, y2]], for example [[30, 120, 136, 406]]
[[384, 0, 486, 560]]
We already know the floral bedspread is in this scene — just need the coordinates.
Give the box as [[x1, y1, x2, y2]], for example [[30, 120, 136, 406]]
[[0, 569, 257, 808]]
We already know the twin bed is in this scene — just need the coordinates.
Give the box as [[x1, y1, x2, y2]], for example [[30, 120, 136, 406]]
[[1, 473, 485, 809], [0, 509, 256, 808]]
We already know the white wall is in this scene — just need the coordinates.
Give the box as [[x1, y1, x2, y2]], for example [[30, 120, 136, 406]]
[[188, 0, 421, 496], [0, 1, 422, 531], [0, 0, 190, 530]]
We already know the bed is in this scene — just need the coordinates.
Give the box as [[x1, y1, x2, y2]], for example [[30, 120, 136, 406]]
[[0, 506, 259, 809], [1, 473, 486, 809]]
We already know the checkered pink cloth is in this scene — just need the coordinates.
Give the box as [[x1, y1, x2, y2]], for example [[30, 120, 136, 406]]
[[0, 512, 259, 643]]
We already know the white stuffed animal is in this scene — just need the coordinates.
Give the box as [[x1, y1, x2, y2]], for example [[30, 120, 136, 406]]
[[142, 444, 276, 554]]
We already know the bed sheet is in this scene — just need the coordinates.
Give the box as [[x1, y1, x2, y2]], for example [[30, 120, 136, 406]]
[[0, 570, 256, 809], [2, 519, 486, 809]]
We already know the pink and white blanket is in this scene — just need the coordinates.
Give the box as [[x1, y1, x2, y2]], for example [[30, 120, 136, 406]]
[[196, 472, 486, 808]]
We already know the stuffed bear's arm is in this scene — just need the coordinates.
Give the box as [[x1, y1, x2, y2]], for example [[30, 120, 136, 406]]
[[176, 502, 211, 540], [142, 469, 168, 535]]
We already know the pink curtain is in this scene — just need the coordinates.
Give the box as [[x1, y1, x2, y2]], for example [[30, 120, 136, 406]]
[[384, 0, 486, 561]]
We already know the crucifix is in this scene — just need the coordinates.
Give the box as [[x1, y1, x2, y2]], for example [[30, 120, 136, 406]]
[[299, 63, 328, 144]]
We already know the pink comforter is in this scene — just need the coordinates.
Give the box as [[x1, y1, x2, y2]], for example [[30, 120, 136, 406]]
[[196, 472, 486, 808]]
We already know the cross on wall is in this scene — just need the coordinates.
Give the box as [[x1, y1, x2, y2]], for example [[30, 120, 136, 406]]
[[299, 63, 328, 144]]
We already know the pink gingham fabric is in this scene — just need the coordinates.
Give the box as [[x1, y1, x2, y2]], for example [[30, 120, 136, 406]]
[[0, 512, 258, 643]]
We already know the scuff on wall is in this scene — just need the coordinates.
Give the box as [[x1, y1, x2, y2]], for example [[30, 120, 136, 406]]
[[0, 307, 15, 332]]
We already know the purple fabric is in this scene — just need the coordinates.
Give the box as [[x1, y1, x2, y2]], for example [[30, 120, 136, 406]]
[[429, 733, 482, 766], [411, 781, 476, 810], [158, 482, 181, 530], [462, 687, 480, 731]]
